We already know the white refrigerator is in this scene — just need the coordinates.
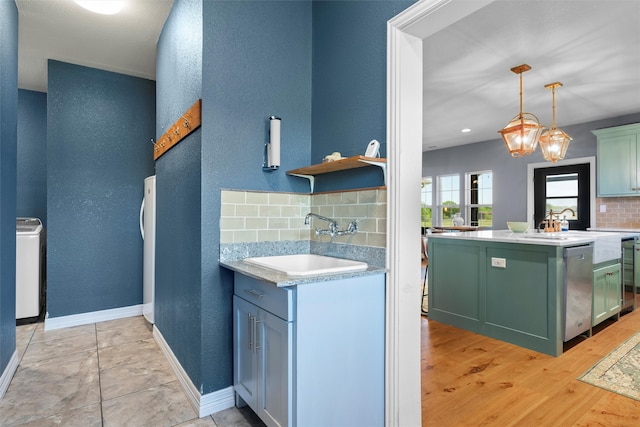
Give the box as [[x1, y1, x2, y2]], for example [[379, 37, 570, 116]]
[[140, 175, 156, 324]]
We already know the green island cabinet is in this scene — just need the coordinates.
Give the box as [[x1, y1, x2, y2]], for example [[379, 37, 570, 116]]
[[232, 271, 385, 427], [592, 261, 622, 326], [428, 237, 623, 356], [593, 123, 640, 197]]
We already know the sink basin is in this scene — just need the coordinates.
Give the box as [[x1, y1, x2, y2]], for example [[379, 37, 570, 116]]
[[518, 233, 571, 240], [243, 254, 368, 278]]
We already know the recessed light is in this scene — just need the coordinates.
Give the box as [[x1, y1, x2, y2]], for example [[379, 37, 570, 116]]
[[461, 128, 471, 133], [75, 1, 125, 15], [427, 145, 437, 149]]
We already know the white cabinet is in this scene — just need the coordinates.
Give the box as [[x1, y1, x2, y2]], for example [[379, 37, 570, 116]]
[[233, 271, 385, 427]]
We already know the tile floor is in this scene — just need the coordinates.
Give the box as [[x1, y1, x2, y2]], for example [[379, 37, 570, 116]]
[[0, 316, 265, 427]]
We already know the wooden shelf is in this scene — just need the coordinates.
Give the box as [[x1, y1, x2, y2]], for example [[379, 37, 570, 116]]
[[287, 156, 386, 192]]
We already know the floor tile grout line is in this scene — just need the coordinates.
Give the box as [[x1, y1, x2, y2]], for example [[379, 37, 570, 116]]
[[94, 323, 106, 427]]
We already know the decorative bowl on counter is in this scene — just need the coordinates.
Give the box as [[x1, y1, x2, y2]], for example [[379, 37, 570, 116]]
[[507, 222, 530, 233]]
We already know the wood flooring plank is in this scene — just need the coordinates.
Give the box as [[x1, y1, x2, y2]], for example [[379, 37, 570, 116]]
[[422, 295, 640, 426]]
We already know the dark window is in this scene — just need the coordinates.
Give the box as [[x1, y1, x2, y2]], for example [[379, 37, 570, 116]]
[[534, 163, 590, 230]]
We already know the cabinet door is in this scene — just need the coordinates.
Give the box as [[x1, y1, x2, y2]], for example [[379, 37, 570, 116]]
[[233, 296, 258, 409], [256, 309, 292, 427], [593, 264, 622, 326], [597, 134, 638, 196]]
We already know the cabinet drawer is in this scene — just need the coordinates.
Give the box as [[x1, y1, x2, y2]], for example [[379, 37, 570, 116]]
[[234, 273, 294, 321]]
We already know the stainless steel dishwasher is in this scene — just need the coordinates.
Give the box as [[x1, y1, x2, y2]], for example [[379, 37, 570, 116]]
[[563, 244, 594, 342]]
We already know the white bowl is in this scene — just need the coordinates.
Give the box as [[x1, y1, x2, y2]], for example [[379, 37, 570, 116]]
[[507, 222, 530, 233]]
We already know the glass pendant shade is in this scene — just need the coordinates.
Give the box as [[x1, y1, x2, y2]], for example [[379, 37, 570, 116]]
[[499, 112, 544, 157], [539, 82, 571, 163], [539, 128, 571, 163], [498, 64, 544, 157]]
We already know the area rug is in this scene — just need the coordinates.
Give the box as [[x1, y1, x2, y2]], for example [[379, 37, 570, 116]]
[[578, 331, 640, 401]]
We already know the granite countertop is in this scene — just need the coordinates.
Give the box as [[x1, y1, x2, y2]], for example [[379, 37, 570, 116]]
[[426, 229, 626, 247], [220, 259, 386, 288]]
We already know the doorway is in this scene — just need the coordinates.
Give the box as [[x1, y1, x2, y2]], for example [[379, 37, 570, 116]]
[[534, 163, 591, 230]]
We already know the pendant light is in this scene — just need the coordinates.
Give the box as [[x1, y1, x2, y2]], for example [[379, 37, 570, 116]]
[[498, 64, 544, 157], [539, 82, 572, 163]]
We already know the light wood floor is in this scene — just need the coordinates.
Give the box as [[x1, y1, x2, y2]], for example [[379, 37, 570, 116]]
[[421, 296, 640, 426]]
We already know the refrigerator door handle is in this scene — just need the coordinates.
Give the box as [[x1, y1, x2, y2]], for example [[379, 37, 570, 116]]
[[140, 198, 145, 240]]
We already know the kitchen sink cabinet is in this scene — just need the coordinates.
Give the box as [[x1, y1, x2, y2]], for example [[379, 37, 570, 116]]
[[232, 271, 385, 427], [593, 123, 640, 197], [592, 262, 622, 327]]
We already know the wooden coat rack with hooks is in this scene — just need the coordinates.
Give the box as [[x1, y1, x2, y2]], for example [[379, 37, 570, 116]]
[[153, 99, 202, 160]]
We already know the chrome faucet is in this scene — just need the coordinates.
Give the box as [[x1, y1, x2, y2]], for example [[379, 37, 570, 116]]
[[304, 213, 359, 238]]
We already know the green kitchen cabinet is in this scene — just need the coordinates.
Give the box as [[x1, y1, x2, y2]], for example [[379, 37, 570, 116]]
[[592, 262, 622, 326], [593, 123, 640, 197]]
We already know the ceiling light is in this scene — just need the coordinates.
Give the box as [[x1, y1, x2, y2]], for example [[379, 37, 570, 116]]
[[461, 128, 471, 133], [539, 82, 572, 163], [498, 64, 544, 158], [75, 1, 125, 15]]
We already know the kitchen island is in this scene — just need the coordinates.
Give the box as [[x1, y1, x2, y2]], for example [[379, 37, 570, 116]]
[[427, 230, 623, 356]]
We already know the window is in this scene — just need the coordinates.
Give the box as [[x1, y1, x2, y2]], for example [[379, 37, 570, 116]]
[[421, 177, 433, 228], [438, 174, 460, 226], [534, 163, 590, 230], [466, 171, 493, 227]]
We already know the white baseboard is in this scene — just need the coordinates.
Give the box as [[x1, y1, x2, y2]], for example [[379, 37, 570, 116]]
[[44, 304, 143, 331], [0, 351, 19, 401], [153, 326, 235, 418]]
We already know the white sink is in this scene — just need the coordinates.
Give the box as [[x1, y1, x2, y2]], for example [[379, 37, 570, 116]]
[[518, 231, 621, 263], [243, 254, 368, 278]]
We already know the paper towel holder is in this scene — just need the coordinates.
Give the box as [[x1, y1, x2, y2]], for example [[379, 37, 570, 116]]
[[263, 115, 281, 171]]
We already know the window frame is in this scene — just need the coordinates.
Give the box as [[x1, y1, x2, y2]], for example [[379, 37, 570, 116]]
[[437, 173, 461, 226], [465, 170, 493, 228]]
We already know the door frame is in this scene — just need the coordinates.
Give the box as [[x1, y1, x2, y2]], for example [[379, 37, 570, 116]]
[[386, 1, 496, 425], [526, 156, 596, 229]]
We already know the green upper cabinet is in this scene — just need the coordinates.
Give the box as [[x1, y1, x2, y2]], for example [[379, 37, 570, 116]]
[[593, 123, 640, 197]]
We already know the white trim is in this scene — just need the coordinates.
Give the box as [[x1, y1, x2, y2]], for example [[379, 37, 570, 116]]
[[387, 1, 497, 425], [44, 304, 143, 331], [153, 326, 234, 418], [0, 351, 19, 401], [526, 156, 596, 228]]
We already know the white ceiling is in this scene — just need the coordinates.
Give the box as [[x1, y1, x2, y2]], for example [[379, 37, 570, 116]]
[[423, 0, 640, 151], [15, 0, 174, 93]]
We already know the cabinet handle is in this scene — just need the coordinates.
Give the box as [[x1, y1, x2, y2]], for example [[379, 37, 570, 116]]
[[244, 289, 264, 299], [254, 319, 262, 352], [248, 313, 253, 351]]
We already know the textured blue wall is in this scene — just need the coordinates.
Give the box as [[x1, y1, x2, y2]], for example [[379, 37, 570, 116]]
[[17, 89, 47, 225], [47, 61, 155, 317], [155, 0, 203, 388], [311, 0, 414, 192], [0, 0, 18, 373], [200, 0, 312, 393], [422, 112, 640, 228]]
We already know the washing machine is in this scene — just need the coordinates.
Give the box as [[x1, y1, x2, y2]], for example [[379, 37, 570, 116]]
[[16, 217, 45, 320]]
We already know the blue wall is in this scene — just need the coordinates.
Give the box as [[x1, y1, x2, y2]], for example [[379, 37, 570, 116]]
[[422, 112, 640, 228], [311, 0, 414, 192], [47, 61, 155, 317], [156, 0, 407, 396], [201, 0, 312, 392], [17, 90, 47, 225], [0, 0, 18, 374], [155, 0, 203, 389]]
